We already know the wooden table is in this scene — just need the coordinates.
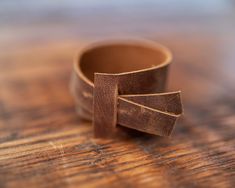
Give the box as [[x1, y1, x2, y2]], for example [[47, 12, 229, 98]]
[[0, 1, 234, 187]]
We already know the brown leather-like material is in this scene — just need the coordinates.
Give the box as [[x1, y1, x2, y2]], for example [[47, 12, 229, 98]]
[[70, 40, 183, 138], [93, 74, 118, 137]]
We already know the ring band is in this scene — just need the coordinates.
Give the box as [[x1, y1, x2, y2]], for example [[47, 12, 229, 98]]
[[70, 39, 183, 138]]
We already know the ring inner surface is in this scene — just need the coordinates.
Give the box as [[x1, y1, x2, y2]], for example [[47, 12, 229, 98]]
[[79, 44, 168, 82]]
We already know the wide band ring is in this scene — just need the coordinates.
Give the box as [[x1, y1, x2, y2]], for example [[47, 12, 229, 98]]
[[70, 39, 183, 138]]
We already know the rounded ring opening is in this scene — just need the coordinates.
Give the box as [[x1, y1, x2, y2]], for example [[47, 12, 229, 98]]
[[75, 40, 172, 84]]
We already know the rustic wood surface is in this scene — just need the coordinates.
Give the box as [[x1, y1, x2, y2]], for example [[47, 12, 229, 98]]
[[0, 1, 235, 187]]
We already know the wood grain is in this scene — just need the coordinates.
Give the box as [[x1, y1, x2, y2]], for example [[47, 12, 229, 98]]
[[0, 1, 235, 187]]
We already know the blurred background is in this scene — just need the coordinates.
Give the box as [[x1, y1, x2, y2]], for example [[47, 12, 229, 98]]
[[0, 1, 235, 187], [1, 0, 235, 44], [1, 0, 234, 111]]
